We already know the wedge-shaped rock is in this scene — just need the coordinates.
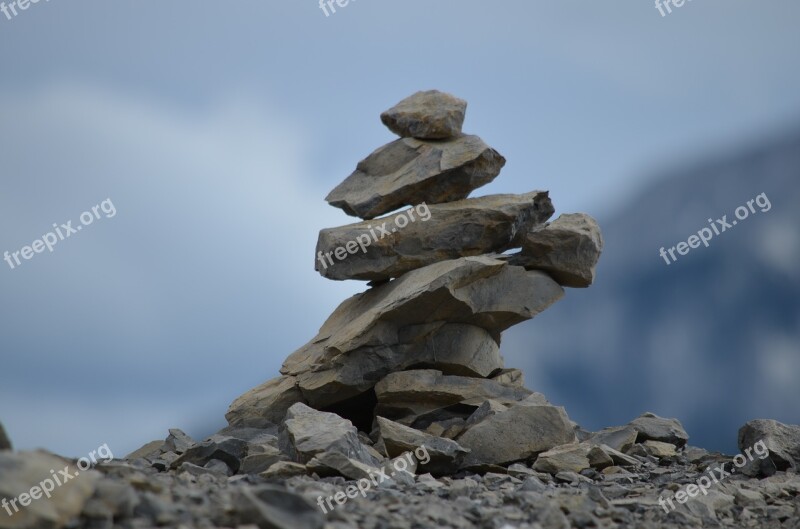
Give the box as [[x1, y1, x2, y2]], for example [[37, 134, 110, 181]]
[[380, 90, 467, 139], [326, 135, 506, 219], [587, 425, 638, 453], [316, 192, 554, 281], [374, 370, 535, 424], [226, 375, 306, 427], [532, 443, 613, 474], [509, 213, 603, 287], [280, 257, 563, 409], [282, 403, 381, 468], [628, 412, 689, 448], [738, 419, 800, 472], [457, 405, 576, 467], [307, 451, 380, 480], [376, 416, 469, 475]]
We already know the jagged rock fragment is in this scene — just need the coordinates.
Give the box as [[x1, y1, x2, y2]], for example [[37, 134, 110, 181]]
[[326, 135, 505, 219], [380, 90, 467, 139], [510, 213, 603, 287], [316, 191, 553, 281]]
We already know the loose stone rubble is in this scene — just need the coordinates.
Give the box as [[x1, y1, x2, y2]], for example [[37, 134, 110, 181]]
[[2, 92, 798, 529]]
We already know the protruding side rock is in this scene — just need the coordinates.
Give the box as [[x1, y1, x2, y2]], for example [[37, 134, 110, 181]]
[[0, 422, 11, 451], [587, 426, 638, 453], [226, 375, 306, 428], [376, 417, 469, 475], [628, 412, 689, 448], [316, 191, 554, 281], [380, 90, 467, 140], [510, 213, 603, 287], [326, 135, 505, 219], [457, 405, 577, 467], [282, 403, 381, 468], [738, 419, 800, 471], [229, 484, 323, 529], [280, 256, 563, 409], [374, 370, 535, 424], [0, 451, 99, 529]]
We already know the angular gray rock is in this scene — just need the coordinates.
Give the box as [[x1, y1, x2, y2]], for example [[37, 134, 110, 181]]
[[457, 404, 577, 467], [509, 213, 603, 287], [0, 421, 10, 451], [306, 451, 382, 481], [230, 484, 323, 529], [282, 403, 381, 468], [260, 461, 308, 480], [235, 257, 564, 414], [325, 135, 505, 219], [628, 412, 689, 447], [380, 90, 467, 139], [532, 443, 613, 474], [642, 440, 678, 458], [738, 419, 800, 471], [374, 370, 535, 424], [587, 425, 638, 453], [316, 191, 554, 281], [171, 435, 248, 474], [240, 449, 287, 475], [164, 428, 195, 454], [376, 416, 469, 475]]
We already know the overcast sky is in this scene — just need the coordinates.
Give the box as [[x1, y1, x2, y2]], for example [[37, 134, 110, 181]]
[[1, 1, 799, 457]]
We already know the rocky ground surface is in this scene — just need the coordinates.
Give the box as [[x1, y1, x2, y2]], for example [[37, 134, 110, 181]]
[[2, 416, 800, 529]]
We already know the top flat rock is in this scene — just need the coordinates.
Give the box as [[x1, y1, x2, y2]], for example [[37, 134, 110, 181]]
[[325, 135, 506, 219], [380, 90, 467, 140]]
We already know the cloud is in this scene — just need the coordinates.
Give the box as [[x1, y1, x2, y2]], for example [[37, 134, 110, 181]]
[[0, 82, 361, 455]]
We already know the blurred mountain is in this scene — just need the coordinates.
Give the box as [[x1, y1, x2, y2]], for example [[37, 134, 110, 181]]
[[504, 126, 800, 454]]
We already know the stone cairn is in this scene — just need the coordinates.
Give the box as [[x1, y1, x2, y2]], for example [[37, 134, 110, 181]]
[[5, 93, 800, 529], [122, 92, 712, 482], [221, 89, 608, 476]]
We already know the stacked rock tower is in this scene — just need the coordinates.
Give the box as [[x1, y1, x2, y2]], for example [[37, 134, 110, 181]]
[[226, 90, 604, 474]]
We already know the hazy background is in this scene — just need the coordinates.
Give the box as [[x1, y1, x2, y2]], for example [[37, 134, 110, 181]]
[[1, 1, 798, 457]]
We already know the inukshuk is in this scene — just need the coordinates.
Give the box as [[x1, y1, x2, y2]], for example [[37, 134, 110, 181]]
[[225, 90, 605, 475]]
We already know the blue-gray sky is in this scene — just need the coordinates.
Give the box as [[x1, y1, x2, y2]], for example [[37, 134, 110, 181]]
[[1, 1, 799, 457]]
